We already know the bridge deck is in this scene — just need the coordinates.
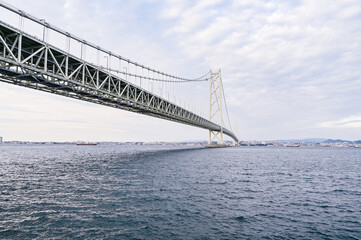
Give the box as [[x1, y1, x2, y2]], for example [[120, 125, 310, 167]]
[[0, 20, 238, 142]]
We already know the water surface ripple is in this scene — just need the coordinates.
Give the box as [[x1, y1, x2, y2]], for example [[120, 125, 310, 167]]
[[0, 145, 360, 239]]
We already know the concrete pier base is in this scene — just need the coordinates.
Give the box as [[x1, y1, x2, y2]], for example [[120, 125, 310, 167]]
[[205, 144, 228, 148]]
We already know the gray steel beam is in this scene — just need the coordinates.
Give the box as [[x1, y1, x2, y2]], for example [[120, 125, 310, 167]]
[[0, 19, 238, 142]]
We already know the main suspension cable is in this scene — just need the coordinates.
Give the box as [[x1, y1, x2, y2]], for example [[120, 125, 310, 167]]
[[0, 1, 210, 83], [106, 67, 209, 83]]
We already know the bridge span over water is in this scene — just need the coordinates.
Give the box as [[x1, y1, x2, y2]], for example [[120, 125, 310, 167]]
[[0, 1, 238, 144]]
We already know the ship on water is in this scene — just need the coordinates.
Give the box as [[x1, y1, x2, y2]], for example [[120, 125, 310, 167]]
[[76, 141, 97, 146], [285, 143, 301, 147]]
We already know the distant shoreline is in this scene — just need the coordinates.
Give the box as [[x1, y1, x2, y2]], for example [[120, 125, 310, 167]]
[[1, 140, 360, 148]]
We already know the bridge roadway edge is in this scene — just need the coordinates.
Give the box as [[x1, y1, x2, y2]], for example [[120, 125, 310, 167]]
[[0, 19, 238, 142]]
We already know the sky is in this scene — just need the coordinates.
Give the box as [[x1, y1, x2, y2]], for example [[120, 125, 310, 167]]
[[0, 0, 361, 142]]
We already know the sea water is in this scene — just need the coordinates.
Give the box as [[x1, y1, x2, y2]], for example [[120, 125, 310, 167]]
[[0, 145, 360, 239]]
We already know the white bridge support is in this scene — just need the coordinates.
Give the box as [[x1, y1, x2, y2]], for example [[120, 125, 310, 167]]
[[208, 69, 224, 145]]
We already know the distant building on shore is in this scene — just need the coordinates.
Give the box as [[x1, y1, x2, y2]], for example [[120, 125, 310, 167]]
[[0, 136, 2, 143]]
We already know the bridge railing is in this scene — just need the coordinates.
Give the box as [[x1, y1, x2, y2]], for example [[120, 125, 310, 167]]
[[0, 1, 211, 117]]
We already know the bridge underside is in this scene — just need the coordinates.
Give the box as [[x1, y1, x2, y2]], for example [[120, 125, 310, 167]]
[[0, 21, 238, 142]]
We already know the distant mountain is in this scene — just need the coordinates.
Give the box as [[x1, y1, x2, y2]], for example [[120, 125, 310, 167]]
[[323, 139, 353, 144], [243, 138, 361, 144], [297, 138, 327, 143], [271, 138, 326, 143]]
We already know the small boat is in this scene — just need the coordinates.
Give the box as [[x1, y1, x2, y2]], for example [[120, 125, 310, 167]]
[[76, 141, 97, 146], [285, 143, 301, 147]]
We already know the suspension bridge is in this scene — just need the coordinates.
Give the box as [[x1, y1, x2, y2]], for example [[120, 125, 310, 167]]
[[0, 1, 238, 145]]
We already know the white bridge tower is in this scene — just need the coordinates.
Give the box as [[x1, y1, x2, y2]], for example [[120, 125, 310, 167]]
[[208, 69, 224, 145]]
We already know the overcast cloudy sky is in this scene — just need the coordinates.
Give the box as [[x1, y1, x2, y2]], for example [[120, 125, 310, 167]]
[[1, 0, 361, 142]]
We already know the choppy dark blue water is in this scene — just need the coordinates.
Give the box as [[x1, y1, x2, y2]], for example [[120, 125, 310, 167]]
[[0, 145, 360, 239]]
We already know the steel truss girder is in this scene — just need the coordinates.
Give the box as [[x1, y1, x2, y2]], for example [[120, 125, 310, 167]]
[[0, 21, 238, 141]]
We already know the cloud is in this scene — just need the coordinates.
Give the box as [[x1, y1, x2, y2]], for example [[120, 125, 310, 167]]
[[1, 0, 361, 141], [160, 0, 361, 139], [318, 115, 361, 128]]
